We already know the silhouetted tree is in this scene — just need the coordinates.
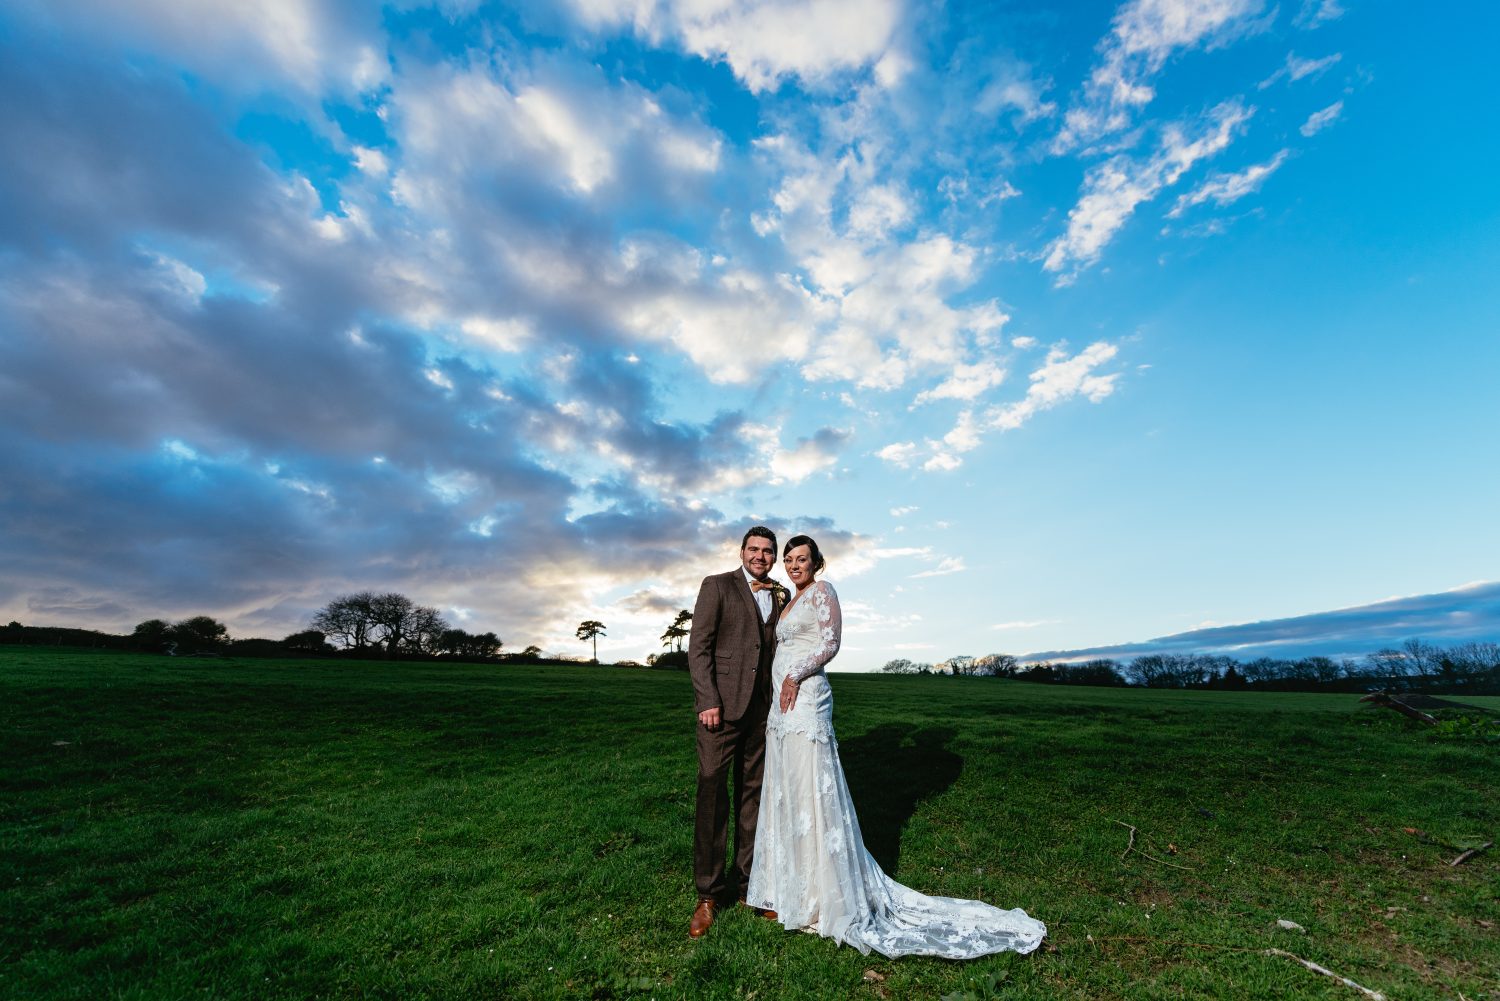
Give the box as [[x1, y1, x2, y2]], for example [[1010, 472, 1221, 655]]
[[171, 615, 228, 654], [312, 592, 376, 651], [881, 658, 921, 674], [661, 609, 692, 653], [437, 628, 502, 659], [661, 623, 689, 653], [974, 653, 1019, 677], [576, 620, 606, 662], [132, 619, 173, 652], [283, 629, 331, 654], [941, 655, 976, 676], [407, 604, 449, 655]]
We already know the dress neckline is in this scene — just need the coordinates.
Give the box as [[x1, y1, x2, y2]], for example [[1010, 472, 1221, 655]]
[[779, 581, 816, 623]]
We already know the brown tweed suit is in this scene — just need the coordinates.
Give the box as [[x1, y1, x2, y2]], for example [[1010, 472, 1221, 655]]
[[688, 568, 780, 901]]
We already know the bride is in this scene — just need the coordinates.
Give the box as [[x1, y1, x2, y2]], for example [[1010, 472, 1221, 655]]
[[745, 535, 1046, 959]]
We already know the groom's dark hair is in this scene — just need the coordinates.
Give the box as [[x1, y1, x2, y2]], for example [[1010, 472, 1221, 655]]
[[741, 525, 777, 551]]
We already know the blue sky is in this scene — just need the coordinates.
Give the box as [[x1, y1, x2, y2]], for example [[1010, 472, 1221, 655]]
[[2, 0, 1496, 669]]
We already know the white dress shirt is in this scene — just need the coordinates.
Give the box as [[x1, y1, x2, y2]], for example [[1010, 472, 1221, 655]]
[[742, 566, 772, 621]]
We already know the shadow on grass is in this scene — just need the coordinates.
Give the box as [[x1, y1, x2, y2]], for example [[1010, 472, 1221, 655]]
[[840, 724, 963, 876]]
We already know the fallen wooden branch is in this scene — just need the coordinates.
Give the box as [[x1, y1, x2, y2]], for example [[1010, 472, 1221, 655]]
[[1264, 948, 1385, 1000], [1449, 841, 1492, 866], [1358, 691, 1438, 725], [1112, 820, 1196, 872]]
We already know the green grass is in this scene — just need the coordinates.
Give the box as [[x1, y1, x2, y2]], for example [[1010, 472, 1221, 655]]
[[2, 647, 1496, 1000]]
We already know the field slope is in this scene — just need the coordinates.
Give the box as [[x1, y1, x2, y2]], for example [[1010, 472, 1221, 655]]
[[2, 649, 1496, 1000]]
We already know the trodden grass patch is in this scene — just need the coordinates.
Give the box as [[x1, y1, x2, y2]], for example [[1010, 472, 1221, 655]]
[[2, 647, 1496, 999]]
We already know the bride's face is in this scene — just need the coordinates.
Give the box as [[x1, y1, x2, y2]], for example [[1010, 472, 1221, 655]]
[[784, 545, 816, 588]]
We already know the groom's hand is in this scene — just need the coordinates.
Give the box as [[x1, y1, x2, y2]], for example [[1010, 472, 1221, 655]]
[[698, 707, 722, 730]]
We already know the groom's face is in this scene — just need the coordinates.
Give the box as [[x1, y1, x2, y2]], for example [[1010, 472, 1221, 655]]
[[741, 536, 776, 580]]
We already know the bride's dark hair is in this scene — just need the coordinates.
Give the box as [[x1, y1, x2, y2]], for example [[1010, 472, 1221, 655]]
[[783, 534, 825, 574]]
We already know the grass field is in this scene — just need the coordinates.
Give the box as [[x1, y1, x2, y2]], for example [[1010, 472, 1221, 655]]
[[2, 647, 1496, 1000]]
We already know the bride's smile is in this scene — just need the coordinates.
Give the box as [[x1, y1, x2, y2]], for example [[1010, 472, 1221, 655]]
[[784, 546, 815, 590]]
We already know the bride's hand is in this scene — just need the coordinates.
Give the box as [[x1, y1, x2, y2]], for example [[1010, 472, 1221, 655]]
[[779, 676, 799, 712]]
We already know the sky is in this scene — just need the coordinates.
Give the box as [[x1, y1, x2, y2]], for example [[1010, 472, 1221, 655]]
[[2, 0, 1497, 670]]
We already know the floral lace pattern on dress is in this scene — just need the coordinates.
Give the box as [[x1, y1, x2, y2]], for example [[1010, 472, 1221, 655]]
[[747, 578, 1046, 960]]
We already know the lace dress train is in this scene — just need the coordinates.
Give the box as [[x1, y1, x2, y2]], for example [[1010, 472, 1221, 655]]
[[745, 580, 1045, 959]]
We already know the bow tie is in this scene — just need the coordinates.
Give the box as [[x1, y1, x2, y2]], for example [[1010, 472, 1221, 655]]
[[749, 579, 777, 593]]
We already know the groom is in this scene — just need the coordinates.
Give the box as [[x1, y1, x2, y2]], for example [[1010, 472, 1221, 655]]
[[687, 525, 782, 938]]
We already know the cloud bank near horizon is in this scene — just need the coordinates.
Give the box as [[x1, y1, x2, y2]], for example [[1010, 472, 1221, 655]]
[[1022, 582, 1500, 664]]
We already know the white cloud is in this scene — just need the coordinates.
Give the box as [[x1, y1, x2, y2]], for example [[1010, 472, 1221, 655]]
[[1300, 100, 1344, 136], [876, 441, 919, 466], [1045, 100, 1253, 279], [889, 505, 918, 516], [992, 619, 1056, 630], [975, 68, 1058, 125], [1168, 148, 1289, 217], [847, 183, 913, 240], [143, 249, 207, 304], [460, 315, 534, 352], [1258, 50, 1342, 89], [7, 0, 387, 95], [568, 0, 903, 93], [1054, 0, 1266, 152], [514, 87, 617, 194], [984, 341, 1121, 431], [888, 342, 1123, 472], [767, 427, 851, 484], [352, 146, 389, 177], [1011, 336, 1037, 349], [611, 257, 818, 384], [911, 556, 965, 578], [911, 360, 1007, 406], [395, 62, 723, 201], [1294, 0, 1345, 29]]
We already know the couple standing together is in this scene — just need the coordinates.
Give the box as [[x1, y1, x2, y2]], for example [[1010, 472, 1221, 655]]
[[688, 527, 1046, 959]]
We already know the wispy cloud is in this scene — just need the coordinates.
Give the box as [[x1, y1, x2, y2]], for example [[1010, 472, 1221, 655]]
[[910, 557, 966, 579], [1045, 100, 1255, 280], [1294, 0, 1346, 30], [1300, 100, 1344, 136], [992, 619, 1057, 631], [1168, 148, 1290, 217], [1258, 51, 1342, 89], [566, 0, 904, 93], [1054, 0, 1267, 152]]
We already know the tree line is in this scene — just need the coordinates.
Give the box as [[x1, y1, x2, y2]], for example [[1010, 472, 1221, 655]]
[[2, 592, 524, 662], [882, 638, 1500, 694]]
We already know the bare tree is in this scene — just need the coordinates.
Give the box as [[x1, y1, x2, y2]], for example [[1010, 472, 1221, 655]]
[[974, 653, 1019, 678], [367, 593, 416, 654], [311, 592, 376, 651], [407, 604, 449, 655], [939, 655, 976, 676], [1401, 638, 1441, 680]]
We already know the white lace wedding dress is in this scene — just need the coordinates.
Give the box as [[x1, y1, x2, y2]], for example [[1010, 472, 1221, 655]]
[[745, 580, 1046, 959]]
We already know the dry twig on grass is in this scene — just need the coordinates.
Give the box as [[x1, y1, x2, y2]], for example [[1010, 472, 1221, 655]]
[[1264, 948, 1385, 1000], [1449, 841, 1492, 866], [1113, 820, 1196, 871]]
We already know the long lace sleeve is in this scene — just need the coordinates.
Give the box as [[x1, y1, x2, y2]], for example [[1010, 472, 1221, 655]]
[[786, 581, 842, 682]]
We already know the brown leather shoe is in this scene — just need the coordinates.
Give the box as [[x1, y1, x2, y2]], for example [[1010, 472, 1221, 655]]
[[739, 898, 778, 921], [688, 898, 716, 939]]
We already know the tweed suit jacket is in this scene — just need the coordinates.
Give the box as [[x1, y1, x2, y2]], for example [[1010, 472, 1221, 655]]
[[688, 568, 780, 721]]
